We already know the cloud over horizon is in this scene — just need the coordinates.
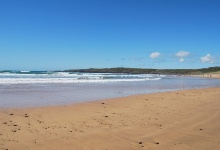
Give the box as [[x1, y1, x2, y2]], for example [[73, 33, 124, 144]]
[[201, 54, 215, 63], [150, 52, 161, 59], [175, 51, 190, 62], [179, 58, 185, 62], [147, 50, 217, 67]]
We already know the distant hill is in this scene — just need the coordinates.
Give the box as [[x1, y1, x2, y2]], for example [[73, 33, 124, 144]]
[[65, 66, 220, 75]]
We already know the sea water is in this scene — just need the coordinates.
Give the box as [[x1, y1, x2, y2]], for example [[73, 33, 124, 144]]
[[0, 71, 220, 108]]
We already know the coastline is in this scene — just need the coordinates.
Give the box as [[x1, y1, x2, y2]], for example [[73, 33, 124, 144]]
[[1, 87, 220, 150], [191, 73, 220, 79]]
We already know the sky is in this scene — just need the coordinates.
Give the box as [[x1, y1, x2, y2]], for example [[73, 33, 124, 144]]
[[0, 0, 220, 70]]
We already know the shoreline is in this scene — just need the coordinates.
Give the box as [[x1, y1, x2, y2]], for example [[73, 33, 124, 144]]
[[1, 85, 219, 110], [191, 74, 220, 79], [1, 87, 220, 150]]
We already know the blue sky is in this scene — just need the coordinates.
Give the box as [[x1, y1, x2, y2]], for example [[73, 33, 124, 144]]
[[0, 0, 219, 70]]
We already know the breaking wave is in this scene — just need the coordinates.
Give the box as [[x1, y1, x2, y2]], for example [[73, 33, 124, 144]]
[[0, 71, 162, 84]]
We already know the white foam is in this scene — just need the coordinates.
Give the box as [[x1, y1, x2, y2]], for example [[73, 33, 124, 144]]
[[0, 72, 163, 84], [0, 77, 161, 84], [20, 71, 30, 73]]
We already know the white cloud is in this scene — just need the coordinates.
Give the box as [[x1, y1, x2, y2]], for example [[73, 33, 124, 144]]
[[175, 51, 190, 62], [179, 58, 184, 62], [176, 51, 190, 58], [201, 54, 215, 63], [150, 52, 161, 59]]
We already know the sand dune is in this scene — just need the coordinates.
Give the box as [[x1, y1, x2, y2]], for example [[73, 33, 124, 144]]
[[1, 87, 220, 150]]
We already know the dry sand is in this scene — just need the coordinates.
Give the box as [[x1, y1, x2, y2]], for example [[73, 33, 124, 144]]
[[0, 87, 220, 150], [191, 73, 220, 79]]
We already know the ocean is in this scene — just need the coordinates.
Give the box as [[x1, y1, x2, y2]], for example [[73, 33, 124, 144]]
[[0, 71, 162, 84], [0, 71, 220, 108]]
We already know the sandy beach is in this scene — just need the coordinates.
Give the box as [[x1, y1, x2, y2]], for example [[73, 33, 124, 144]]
[[191, 73, 220, 79], [1, 87, 220, 150]]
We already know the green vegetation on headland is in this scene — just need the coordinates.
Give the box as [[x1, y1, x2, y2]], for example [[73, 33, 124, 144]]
[[65, 66, 220, 75]]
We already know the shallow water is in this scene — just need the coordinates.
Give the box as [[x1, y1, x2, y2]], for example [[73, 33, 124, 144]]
[[0, 75, 220, 108]]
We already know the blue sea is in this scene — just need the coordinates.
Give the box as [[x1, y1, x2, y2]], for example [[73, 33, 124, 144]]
[[0, 71, 220, 108]]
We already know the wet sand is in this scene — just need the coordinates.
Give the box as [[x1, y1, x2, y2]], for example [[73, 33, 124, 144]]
[[0, 87, 220, 150]]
